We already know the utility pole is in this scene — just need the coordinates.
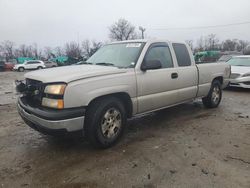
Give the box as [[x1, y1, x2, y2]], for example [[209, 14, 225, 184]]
[[139, 26, 146, 39]]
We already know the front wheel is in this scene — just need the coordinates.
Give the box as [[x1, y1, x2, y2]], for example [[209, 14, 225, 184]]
[[18, 67, 25, 72], [202, 80, 222, 108], [84, 96, 127, 148]]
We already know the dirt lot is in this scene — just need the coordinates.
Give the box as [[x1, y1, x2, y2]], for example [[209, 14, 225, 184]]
[[0, 71, 250, 188]]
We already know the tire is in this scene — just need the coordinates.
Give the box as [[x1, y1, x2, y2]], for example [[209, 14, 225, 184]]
[[37, 66, 43, 70], [84, 96, 127, 148], [202, 80, 222, 108], [18, 67, 25, 72]]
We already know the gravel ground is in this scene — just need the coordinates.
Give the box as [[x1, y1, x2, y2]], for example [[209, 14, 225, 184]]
[[0, 71, 250, 188]]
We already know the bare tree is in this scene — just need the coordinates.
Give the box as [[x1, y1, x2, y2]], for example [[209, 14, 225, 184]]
[[196, 36, 205, 51], [82, 39, 102, 58], [91, 41, 102, 55], [205, 34, 219, 50], [1, 40, 15, 61], [31, 43, 39, 58], [0, 44, 4, 58], [82, 39, 91, 58], [12, 44, 39, 58], [236, 40, 249, 52], [222, 39, 238, 51], [109, 18, 138, 41], [54, 46, 64, 57], [18, 44, 30, 57], [44, 46, 53, 59], [65, 42, 82, 58], [244, 45, 250, 55]]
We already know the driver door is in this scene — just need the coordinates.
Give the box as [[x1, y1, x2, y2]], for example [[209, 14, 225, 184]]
[[136, 43, 179, 113]]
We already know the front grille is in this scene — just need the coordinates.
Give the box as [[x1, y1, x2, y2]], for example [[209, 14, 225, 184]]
[[230, 73, 241, 79], [25, 78, 44, 106]]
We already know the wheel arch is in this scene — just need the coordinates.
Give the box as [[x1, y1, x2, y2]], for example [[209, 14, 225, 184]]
[[87, 92, 133, 118], [212, 76, 223, 85]]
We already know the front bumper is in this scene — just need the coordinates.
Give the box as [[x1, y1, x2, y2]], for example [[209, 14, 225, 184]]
[[229, 76, 250, 89], [18, 97, 86, 135]]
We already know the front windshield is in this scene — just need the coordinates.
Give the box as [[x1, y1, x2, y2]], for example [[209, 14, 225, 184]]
[[227, 57, 250, 67], [86, 42, 145, 68]]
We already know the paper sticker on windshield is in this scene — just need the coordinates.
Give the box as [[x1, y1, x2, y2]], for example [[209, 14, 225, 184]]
[[126, 43, 141, 48]]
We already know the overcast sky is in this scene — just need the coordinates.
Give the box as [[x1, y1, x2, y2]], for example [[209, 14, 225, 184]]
[[0, 0, 250, 48]]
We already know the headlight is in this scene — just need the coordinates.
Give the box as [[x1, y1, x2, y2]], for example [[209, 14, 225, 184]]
[[44, 84, 66, 95], [42, 98, 64, 109], [242, 73, 250, 77]]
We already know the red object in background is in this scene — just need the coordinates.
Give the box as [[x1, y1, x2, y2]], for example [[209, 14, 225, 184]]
[[4, 62, 15, 71]]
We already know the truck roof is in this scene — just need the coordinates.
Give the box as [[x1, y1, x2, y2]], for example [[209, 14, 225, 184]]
[[110, 39, 186, 45]]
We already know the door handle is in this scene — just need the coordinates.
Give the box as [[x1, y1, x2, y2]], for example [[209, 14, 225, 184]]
[[171, 73, 178, 79]]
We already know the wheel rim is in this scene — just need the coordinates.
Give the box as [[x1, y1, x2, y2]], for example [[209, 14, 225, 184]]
[[101, 108, 122, 139], [211, 85, 220, 104]]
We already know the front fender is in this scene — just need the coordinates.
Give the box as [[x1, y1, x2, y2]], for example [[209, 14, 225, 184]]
[[63, 72, 137, 108]]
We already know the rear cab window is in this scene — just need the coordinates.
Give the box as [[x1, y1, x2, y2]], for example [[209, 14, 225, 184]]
[[172, 43, 191, 67]]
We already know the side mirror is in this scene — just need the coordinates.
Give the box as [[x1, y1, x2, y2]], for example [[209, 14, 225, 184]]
[[141, 60, 162, 71]]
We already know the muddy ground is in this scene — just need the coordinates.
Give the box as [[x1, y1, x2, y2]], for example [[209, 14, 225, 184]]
[[0, 71, 249, 188]]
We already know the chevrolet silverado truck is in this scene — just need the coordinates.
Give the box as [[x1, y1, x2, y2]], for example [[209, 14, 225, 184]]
[[16, 39, 231, 148]]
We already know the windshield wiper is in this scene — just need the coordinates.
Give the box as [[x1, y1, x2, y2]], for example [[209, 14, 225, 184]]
[[95, 62, 115, 66]]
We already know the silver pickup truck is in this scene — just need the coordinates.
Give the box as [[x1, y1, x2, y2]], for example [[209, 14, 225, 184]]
[[17, 39, 230, 148]]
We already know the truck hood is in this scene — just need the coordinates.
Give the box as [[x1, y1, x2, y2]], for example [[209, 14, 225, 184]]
[[231, 66, 250, 75], [25, 65, 127, 83]]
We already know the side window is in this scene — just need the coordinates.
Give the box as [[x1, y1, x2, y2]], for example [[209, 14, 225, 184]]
[[145, 46, 173, 68], [28, 61, 37, 64], [172, 43, 191, 67]]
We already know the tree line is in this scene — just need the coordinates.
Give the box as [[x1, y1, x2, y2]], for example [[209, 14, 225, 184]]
[[186, 34, 250, 53], [0, 18, 250, 62], [0, 39, 103, 61]]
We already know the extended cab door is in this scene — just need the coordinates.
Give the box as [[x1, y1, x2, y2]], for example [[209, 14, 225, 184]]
[[171, 43, 198, 101], [136, 42, 180, 113]]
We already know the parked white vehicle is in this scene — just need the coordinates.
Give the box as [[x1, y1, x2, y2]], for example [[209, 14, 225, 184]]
[[16, 39, 231, 148], [44, 61, 58, 68], [227, 56, 250, 88], [13, 60, 46, 72]]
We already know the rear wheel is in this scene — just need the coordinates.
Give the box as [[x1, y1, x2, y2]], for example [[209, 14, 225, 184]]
[[37, 66, 43, 70], [18, 67, 24, 72], [202, 80, 222, 108], [84, 96, 127, 148]]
